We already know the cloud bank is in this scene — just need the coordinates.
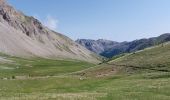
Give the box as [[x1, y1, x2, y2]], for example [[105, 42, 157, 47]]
[[43, 15, 58, 31]]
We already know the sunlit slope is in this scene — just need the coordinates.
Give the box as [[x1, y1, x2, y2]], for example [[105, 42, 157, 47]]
[[112, 42, 170, 73], [80, 42, 170, 77], [0, 0, 101, 64]]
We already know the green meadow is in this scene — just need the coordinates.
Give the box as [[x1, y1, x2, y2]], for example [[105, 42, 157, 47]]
[[0, 43, 170, 100]]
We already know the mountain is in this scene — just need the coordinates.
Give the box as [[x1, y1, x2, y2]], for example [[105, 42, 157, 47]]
[[0, 0, 100, 63], [76, 39, 119, 54], [76, 33, 170, 58]]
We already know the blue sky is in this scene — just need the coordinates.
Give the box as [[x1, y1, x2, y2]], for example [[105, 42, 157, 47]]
[[8, 0, 170, 42]]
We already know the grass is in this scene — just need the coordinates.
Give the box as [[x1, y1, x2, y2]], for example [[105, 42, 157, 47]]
[[0, 72, 170, 100], [0, 43, 170, 100], [0, 54, 94, 78], [111, 42, 170, 73]]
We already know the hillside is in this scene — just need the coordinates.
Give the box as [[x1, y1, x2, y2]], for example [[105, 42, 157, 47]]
[[79, 42, 170, 77], [0, 0, 100, 63], [76, 33, 170, 58]]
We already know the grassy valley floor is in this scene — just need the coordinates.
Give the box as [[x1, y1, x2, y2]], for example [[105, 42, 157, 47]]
[[0, 43, 170, 100], [0, 71, 170, 100]]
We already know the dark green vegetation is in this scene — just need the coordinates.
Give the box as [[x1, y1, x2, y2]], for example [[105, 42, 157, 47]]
[[0, 42, 170, 100]]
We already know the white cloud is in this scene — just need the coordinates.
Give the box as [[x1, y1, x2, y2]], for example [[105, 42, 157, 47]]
[[43, 15, 58, 31], [33, 14, 40, 20]]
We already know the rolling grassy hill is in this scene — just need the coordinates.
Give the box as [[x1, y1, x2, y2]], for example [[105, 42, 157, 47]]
[[81, 42, 170, 76], [0, 43, 170, 100], [75, 42, 170, 99]]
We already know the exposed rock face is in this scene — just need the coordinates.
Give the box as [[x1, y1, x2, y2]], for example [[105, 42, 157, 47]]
[[0, 0, 100, 63], [76, 33, 170, 58], [76, 39, 119, 54], [0, 0, 5, 4]]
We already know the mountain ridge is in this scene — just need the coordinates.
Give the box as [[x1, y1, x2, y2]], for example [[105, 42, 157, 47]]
[[0, 0, 100, 63], [76, 33, 170, 58]]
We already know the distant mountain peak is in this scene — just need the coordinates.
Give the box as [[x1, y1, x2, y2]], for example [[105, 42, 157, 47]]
[[76, 39, 119, 54], [76, 33, 170, 58]]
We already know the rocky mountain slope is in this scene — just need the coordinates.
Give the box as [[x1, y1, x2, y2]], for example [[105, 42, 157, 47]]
[[76, 33, 170, 58], [76, 39, 118, 54], [0, 0, 100, 63]]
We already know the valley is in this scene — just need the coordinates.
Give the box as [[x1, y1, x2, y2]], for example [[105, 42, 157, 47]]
[[0, 43, 170, 100], [0, 0, 170, 100]]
